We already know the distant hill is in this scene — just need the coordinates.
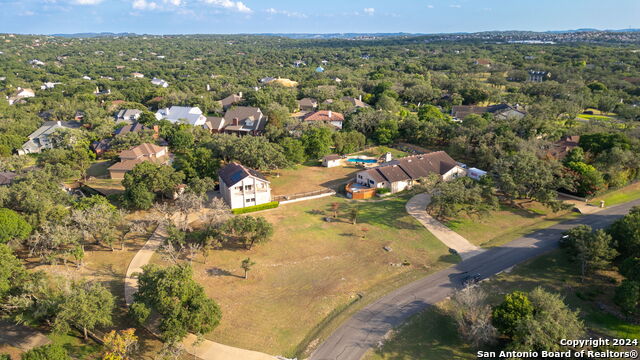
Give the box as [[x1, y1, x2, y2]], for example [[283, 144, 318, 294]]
[[51, 32, 139, 38]]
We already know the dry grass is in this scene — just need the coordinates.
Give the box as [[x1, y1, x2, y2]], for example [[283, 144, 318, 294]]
[[266, 162, 360, 196], [82, 178, 125, 196], [446, 200, 578, 248], [155, 195, 456, 356]]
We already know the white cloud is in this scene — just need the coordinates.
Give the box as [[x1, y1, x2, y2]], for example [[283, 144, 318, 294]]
[[363, 7, 375, 15], [265, 7, 307, 18], [202, 0, 251, 13], [132, 0, 158, 10], [449, 4, 461, 8], [427, 4, 434, 8], [165, 0, 182, 5], [73, 0, 103, 4]]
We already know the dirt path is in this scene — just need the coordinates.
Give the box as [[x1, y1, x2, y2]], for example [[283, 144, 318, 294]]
[[0, 321, 50, 352], [406, 193, 485, 260], [124, 224, 278, 360]]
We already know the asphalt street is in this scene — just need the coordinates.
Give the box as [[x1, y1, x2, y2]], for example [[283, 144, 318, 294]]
[[310, 199, 640, 360]]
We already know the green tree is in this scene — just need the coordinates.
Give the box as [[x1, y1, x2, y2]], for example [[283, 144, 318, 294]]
[[53, 281, 115, 340], [492, 291, 534, 337], [566, 161, 606, 197], [510, 287, 585, 352], [131, 264, 221, 344], [21, 344, 70, 360], [614, 280, 640, 315], [301, 126, 333, 159], [373, 119, 399, 145], [241, 258, 255, 279], [279, 137, 306, 164], [223, 216, 273, 250], [0, 208, 32, 244], [608, 206, 640, 259], [561, 225, 618, 277], [0, 244, 28, 299], [333, 131, 366, 155]]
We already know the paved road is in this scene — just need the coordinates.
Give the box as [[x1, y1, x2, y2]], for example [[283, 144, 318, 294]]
[[310, 199, 640, 360], [406, 193, 485, 260]]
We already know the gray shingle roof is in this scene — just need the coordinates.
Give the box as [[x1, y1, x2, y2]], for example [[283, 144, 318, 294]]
[[219, 162, 268, 187]]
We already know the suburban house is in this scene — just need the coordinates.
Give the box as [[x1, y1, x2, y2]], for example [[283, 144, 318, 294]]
[[204, 106, 267, 135], [220, 92, 243, 110], [341, 96, 369, 109], [91, 139, 111, 156], [0, 171, 16, 186], [474, 59, 492, 68], [115, 109, 142, 124], [41, 82, 61, 90], [355, 151, 466, 193], [7, 87, 35, 105], [528, 70, 551, 82], [322, 154, 343, 168], [107, 143, 170, 179], [131, 72, 145, 78], [451, 104, 526, 122], [303, 110, 344, 129], [155, 106, 207, 126], [547, 135, 580, 160], [151, 78, 169, 87], [218, 162, 272, 209], [298, 98, 318, 112], [18, 121, 81, 155]]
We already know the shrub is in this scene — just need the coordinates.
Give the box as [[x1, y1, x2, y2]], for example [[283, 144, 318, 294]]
[[21, 344, 70, 360], [376, 188, 390, 195], [232, 201, 280, 215]]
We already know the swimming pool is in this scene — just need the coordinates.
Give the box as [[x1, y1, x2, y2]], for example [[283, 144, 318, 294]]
[[347, 158, 378, 164]]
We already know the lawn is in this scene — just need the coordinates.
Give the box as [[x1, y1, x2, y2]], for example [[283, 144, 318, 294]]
[[366, 250, 640, 360], [352, 146, 408, 159], [446, 200, 578, 247], [86, 160, 112, 178], [82, 178, 125, 196], [589, 182, 640, 207], [158, 195, 456, 357]]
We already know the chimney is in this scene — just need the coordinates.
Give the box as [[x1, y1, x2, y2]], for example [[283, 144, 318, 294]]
[[328, 110, 332, 119], [232, 117, 239, 125], [56, 121, 62, 126], [238, 92, 243, 98], [359, 95, 362, 101]]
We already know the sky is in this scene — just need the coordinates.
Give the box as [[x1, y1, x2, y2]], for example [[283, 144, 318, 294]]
[[0, 0, 639, 35]]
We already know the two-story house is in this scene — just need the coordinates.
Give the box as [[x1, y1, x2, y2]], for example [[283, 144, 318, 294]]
[[303, 110, 344, 129], [218, 162, 272, 209], [204, 106, 268, 135]]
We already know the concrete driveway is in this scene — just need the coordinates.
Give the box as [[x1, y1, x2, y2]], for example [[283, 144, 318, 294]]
[[406, 193, 485, 260]]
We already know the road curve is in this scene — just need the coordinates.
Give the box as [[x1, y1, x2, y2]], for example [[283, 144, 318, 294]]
[[309, 199, 640, 360]]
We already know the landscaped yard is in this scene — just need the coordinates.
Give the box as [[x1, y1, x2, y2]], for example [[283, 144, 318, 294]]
[[589, 182, 640, 207], [82, 178, 125, 196], [445, 200, 578, 247], [365, 250, 640, 360], [352, 146, 408, 159], [156, 195, 457, 357]]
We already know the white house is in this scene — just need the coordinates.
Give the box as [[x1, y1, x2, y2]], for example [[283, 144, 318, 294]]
[[355, 151, 466, 193], [131, 72, 145, 78], [41, 82, 61, 90], [218, 162, 272, 209], [151, 78, 169, 87], [155, 106, 207, 126]]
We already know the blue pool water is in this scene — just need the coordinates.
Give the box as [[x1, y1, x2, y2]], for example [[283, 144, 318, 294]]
[[348, 158, 377, 164]]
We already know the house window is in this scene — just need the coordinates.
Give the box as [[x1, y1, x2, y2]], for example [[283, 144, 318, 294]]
[[247, 198, 255, 203], [244, 185, 253, 191], [369, 180, 374, 185]]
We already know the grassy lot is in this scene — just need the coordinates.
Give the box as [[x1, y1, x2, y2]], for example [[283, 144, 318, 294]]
[[446, 200, 578, 247], [86, 160, 112, 178], [82, 178, 125, 196], [266, 161, 360, 196], [366, 250, 640, 360], [576, 114, 618, 121], [588, 182, 640, 207], [159, 195, 456, 356], [353, 146, 408, 159]]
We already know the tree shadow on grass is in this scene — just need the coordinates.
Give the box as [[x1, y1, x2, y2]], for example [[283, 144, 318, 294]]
[[206, 267, 243, 278]]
